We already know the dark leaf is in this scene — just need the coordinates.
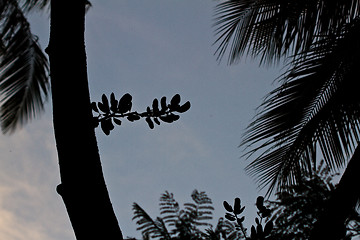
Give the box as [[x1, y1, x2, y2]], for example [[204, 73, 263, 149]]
[[256, 196, 264, 209], [239, 206, 245, 215], [92, 117, 99, 128], [263, 221, 273, 236], [171, 94, 181, 106], [154, 118, 160, 125], [102, 94, 109, 111], [97, 102, 108, 113], [100, 118, 114, 135], [127, 113, 141, 122], [91, 102, 99, 113], [160, 96, 167, 111], [261, 208, 271, 218], [146, 117, 154, 129], [176, 101, 191, 113], [152, 99, 159, 114], [255, 217, 260, 225], [118, 93, 132, 113], [159, 115, 174, 123], [110, 92, 118, 112], [223, 201, 233, 212], [233, 197, 241, 214], [171, 114, 180, 122], [169, 94, 181, 111], [250, 226, 257, 239], [256, 224, 263, 237], [237, 216, 245, 224], [113, 118, 122, 126], [147, 106, 151, 114], [225, 213, 236, 221]]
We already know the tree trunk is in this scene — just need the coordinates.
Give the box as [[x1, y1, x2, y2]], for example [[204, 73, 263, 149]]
[[310, 145, 360, 239], [47, 1, 123, 239]]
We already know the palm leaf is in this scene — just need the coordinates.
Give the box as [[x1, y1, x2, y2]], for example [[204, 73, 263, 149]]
[[189, 190, 214, 226], [159, 191, 180, 227], [19, 0, 50, 12], [132, 203, 172, 240], [213, 0, 360, 64], [242, 18, 360, 193], [0, 0, 49, 133]]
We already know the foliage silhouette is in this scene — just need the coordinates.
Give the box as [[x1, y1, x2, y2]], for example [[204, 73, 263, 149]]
[[223, 196, 273, 240], [132, 190, 275, 240], [213, 1, 360, 238], [92, 93, 191, 135], [0, 0, 50, 133], [267, 160, 360, 239], [0, 1, 193, 239], [133, 190, 214, 240]]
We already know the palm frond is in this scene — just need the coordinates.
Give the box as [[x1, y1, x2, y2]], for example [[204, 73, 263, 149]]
[[242, 18, 360, 193], [159, 191, 180, 227], [18, 0, 50, 12], [213, 0, 360, 64], [132, 203, 172, 240], [0, 0, 50, 133], [188, 190, 214, 226]]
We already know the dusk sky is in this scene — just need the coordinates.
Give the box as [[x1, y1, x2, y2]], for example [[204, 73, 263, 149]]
[[0, 1, 283, 239]]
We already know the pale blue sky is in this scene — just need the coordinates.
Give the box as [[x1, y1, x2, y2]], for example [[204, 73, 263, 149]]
[[0, 1, 283, 239]]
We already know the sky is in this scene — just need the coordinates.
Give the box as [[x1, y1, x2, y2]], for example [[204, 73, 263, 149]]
[[0, 1, 284, 239]]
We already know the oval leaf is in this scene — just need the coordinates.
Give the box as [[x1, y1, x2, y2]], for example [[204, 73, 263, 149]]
[[160, 96, 167, 111], [110, 92, 118, 112], [113, 118, 122, 126], [101, 94, 110, 113], [152, 99, 159, 113], [118, 93, 132, 113], [159, 115, 174, 123], [127, 114, 141, 122], [225, 213, 236, 221], [223, 201, 233, 212], [145, 117, 154, 129], [256, 196, 264, 209], [177, 101, 191, 113], [233, 198, 241, 214], [171, 94, 181, 106], [100, 118, 113, 135], [250, 226, 257, 239], [91, 102, 99, 113], [239, 206, 245, 215], [154, 117, 160, 125]]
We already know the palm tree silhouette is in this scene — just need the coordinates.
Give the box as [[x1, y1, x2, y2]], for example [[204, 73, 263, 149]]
[[214, 0, 360, 239], [0, 0, 50, 133]]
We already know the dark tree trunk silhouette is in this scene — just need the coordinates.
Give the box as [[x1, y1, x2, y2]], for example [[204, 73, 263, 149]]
[[311, 145, 360, 239], [47, 1, 123, 239]]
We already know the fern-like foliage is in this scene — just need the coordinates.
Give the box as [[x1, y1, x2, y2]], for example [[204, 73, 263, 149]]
[[132, 190, 223, 240], [132, 203, 172, 240]]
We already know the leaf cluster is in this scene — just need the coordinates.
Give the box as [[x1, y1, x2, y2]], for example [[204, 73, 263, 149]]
[[267, 160, 360, 239], [92, 93, 190, 135], [223, 197, 273, 240], [132, 190, 215, 240]]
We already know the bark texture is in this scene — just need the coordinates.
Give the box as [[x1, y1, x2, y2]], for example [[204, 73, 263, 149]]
[[47, 1, 123, 239]]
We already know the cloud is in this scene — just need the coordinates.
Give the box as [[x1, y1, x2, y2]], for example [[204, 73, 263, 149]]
[[0, 113, 74, 240]]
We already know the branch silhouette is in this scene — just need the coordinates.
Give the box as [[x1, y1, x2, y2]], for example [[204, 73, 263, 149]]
[[92, 93, 191, 135]]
